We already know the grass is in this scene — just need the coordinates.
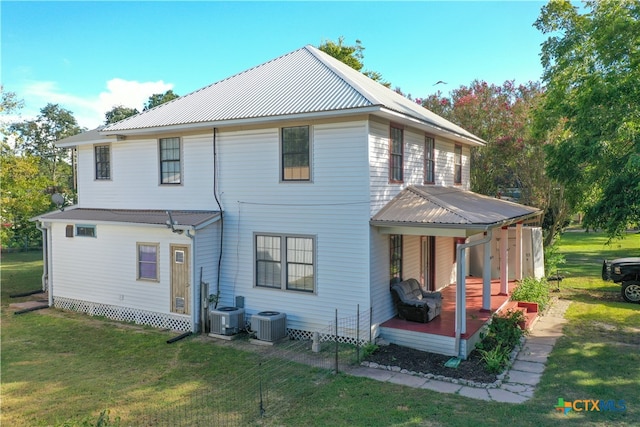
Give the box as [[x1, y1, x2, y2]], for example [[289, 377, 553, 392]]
[[2, 232, 639, 426]]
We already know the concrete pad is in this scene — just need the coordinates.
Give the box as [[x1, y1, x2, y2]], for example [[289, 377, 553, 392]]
[[420, 379, 462, 394], [500, 383, 531, 394], [350, 367, 394, 382], [524, 336, 559, 346], [487, 388, 530, 403], [387, 373, 428, 388], [506, 370, 542, 386], [458, 386, 491, 401], [511, 360, 546, 374], [517, 343, 553, 363]]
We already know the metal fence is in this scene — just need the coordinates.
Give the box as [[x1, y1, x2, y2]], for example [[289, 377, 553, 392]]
[[129, 306, 373, 426]]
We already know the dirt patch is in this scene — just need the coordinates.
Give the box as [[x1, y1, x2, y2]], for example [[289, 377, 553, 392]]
[[364, 344, 498, 384]]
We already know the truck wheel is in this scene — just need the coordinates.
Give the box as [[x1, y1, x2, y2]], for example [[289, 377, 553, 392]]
[[621, 281, 640, 303]]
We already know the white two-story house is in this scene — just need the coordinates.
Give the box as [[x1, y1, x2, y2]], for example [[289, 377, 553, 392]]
[[34, 45, 542, 358]]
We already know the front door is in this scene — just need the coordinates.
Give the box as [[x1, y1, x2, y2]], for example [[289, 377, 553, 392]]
[[170, 245, 190, 315], [421, 237, 435, 291]]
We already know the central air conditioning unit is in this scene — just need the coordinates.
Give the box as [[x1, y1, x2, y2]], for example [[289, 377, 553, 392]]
[[251, 311, 287, 342], [210, 307, 245, 336]]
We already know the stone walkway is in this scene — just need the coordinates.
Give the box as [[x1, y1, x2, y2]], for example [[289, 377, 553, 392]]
[[348, 298, 571, 403]]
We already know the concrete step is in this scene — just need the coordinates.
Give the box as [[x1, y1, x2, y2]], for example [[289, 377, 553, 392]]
[[500, 301, 538, 330]]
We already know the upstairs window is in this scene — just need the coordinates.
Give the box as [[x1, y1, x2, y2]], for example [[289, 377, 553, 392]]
[[281, 126, 310, 181], [76, 225, 96, 237], [424, 136, 435, 184], [159, 137, 181, 184], [94, 144, 111, 180], [389, 125, 404, 183], [454, 144, 462, 185]]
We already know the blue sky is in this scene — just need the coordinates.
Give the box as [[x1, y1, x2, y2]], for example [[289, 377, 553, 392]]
[[2, 1, 548, 129]]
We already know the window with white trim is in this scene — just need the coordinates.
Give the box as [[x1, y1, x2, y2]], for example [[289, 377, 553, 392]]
[[137, 243, 159, 281], [424, 136, 435, 184], [454, 144, 462, 185], [389, 125, 404, 183], [281, 126, 310, 181], [159, 137, 181, 184], [255, 234, 315, 292], [76, 224, 96, 237], [94, 144, 111, 180]]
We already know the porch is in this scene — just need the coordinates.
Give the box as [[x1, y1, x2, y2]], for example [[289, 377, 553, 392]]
[[379, 277, 514, 358]]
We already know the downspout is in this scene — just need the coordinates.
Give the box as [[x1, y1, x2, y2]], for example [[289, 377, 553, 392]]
[[455, 228, 493, 359], [186, 228, 197, 333], [35, 221, 52, 306]]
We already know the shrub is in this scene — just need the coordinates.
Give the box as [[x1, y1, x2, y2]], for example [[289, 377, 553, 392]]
[[511, 277, 551, 312], [478, 345, 509, 373], [476, 309, 525, 373]]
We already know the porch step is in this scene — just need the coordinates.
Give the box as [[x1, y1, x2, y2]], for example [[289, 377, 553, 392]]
[[499, 301, 538, 330]]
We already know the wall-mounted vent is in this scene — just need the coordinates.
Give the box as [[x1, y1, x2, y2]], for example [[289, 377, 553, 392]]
[[251, 311, 287, 342], [65, 225, 74, 238], [210, 307, 245, 336]]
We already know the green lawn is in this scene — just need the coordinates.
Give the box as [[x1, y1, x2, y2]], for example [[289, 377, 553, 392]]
[[2, 232, 639, 426]]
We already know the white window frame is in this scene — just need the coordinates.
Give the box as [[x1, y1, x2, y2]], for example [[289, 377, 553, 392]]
[[280, 125, 312, 182], [137, 242, 160, 282], [75, 224, 96, 238], [254, 233, 316, 293], [159, 137, 182, 185]]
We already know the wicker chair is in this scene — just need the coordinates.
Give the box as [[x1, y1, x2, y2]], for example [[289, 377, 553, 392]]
[[390, 278, 442, 323]]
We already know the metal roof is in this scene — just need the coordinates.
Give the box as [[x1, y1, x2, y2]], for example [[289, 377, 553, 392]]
[[371, 186, 542, 230], [101, 45, 484, 146], [35, 208, 220, 229]]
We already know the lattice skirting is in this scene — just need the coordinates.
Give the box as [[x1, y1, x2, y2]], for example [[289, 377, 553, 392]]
[[287, 328, 369, 346], [54, 297, 191, 331]]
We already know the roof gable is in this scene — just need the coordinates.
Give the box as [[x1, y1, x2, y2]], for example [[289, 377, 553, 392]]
[[102, 45, 484, 145]]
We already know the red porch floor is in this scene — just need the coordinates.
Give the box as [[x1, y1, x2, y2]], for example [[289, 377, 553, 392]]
[[380, 277, 514, 339]]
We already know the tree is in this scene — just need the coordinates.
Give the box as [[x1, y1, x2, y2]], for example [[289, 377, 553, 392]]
[[9, 103, 80, 191], [534, 0, 640, 238], [318, 37, 390, 87], [143, 90, 179, 111], [105, 105, 139, 125], [419, 80, 569, 245]]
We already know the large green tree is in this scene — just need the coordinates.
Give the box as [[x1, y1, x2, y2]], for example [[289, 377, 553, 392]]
[[420, 80, 568, 245], [318, 37, 390, 87], [143, 90, 179, 111], [534, 0, 640, 238], [104, 105, 139, 125], [10, 103, 81, 186]]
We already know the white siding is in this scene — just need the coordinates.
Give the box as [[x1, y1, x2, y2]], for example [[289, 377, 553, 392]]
[[77, 134, 217, 210], [49, 222, 192, 314], [402, 235, 421, 282], [435, 236, 456, 290], [216, 121, 373, 332]]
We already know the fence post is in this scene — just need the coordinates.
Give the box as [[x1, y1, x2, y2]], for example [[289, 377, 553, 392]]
[[335, 309, 339, 374], [356, 304, 360, 363]]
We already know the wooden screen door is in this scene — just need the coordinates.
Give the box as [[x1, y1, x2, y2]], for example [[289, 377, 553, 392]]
[[421, 237, 435, 291], [170, 245, 190, 314]]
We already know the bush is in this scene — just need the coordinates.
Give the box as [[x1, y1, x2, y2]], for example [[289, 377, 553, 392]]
[[476, 309, 525, 373], [511, 277, 551, 312]]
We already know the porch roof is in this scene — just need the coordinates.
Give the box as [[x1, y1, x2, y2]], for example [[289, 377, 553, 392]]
[[370, 186, 541, 235], [34, 207, 221, 229]]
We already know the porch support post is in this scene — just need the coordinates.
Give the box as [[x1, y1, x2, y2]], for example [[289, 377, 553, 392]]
[[515, 222, 523, 281], [455, 239, 467, 335], [499, 226, 509, 295], [482, 231, 492, 311]]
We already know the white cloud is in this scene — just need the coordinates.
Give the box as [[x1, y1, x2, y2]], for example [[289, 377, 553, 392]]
[[19, 79, 174, 129]]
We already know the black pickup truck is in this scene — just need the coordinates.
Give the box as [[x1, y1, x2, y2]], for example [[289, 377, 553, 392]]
[[602, 257, 640, 303]]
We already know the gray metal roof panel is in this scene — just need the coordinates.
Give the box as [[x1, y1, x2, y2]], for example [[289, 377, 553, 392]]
[[371, 186, 541, 228], [102, 46, 484, 145], [35, 208, 220, 228]]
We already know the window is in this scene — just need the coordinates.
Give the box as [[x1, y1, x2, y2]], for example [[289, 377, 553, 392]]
[[390, 234, 403, 284], [76, 225, 96, 237], [138, 243, 159, 281], [389, 126, 404, 182], [94, 144, 111, 180], [454, 144, 462, 185], [159, 137, 181, 184], [281, 126, 310, 181], [424, 136, 435, 184], [255, 234, 315, 293]]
